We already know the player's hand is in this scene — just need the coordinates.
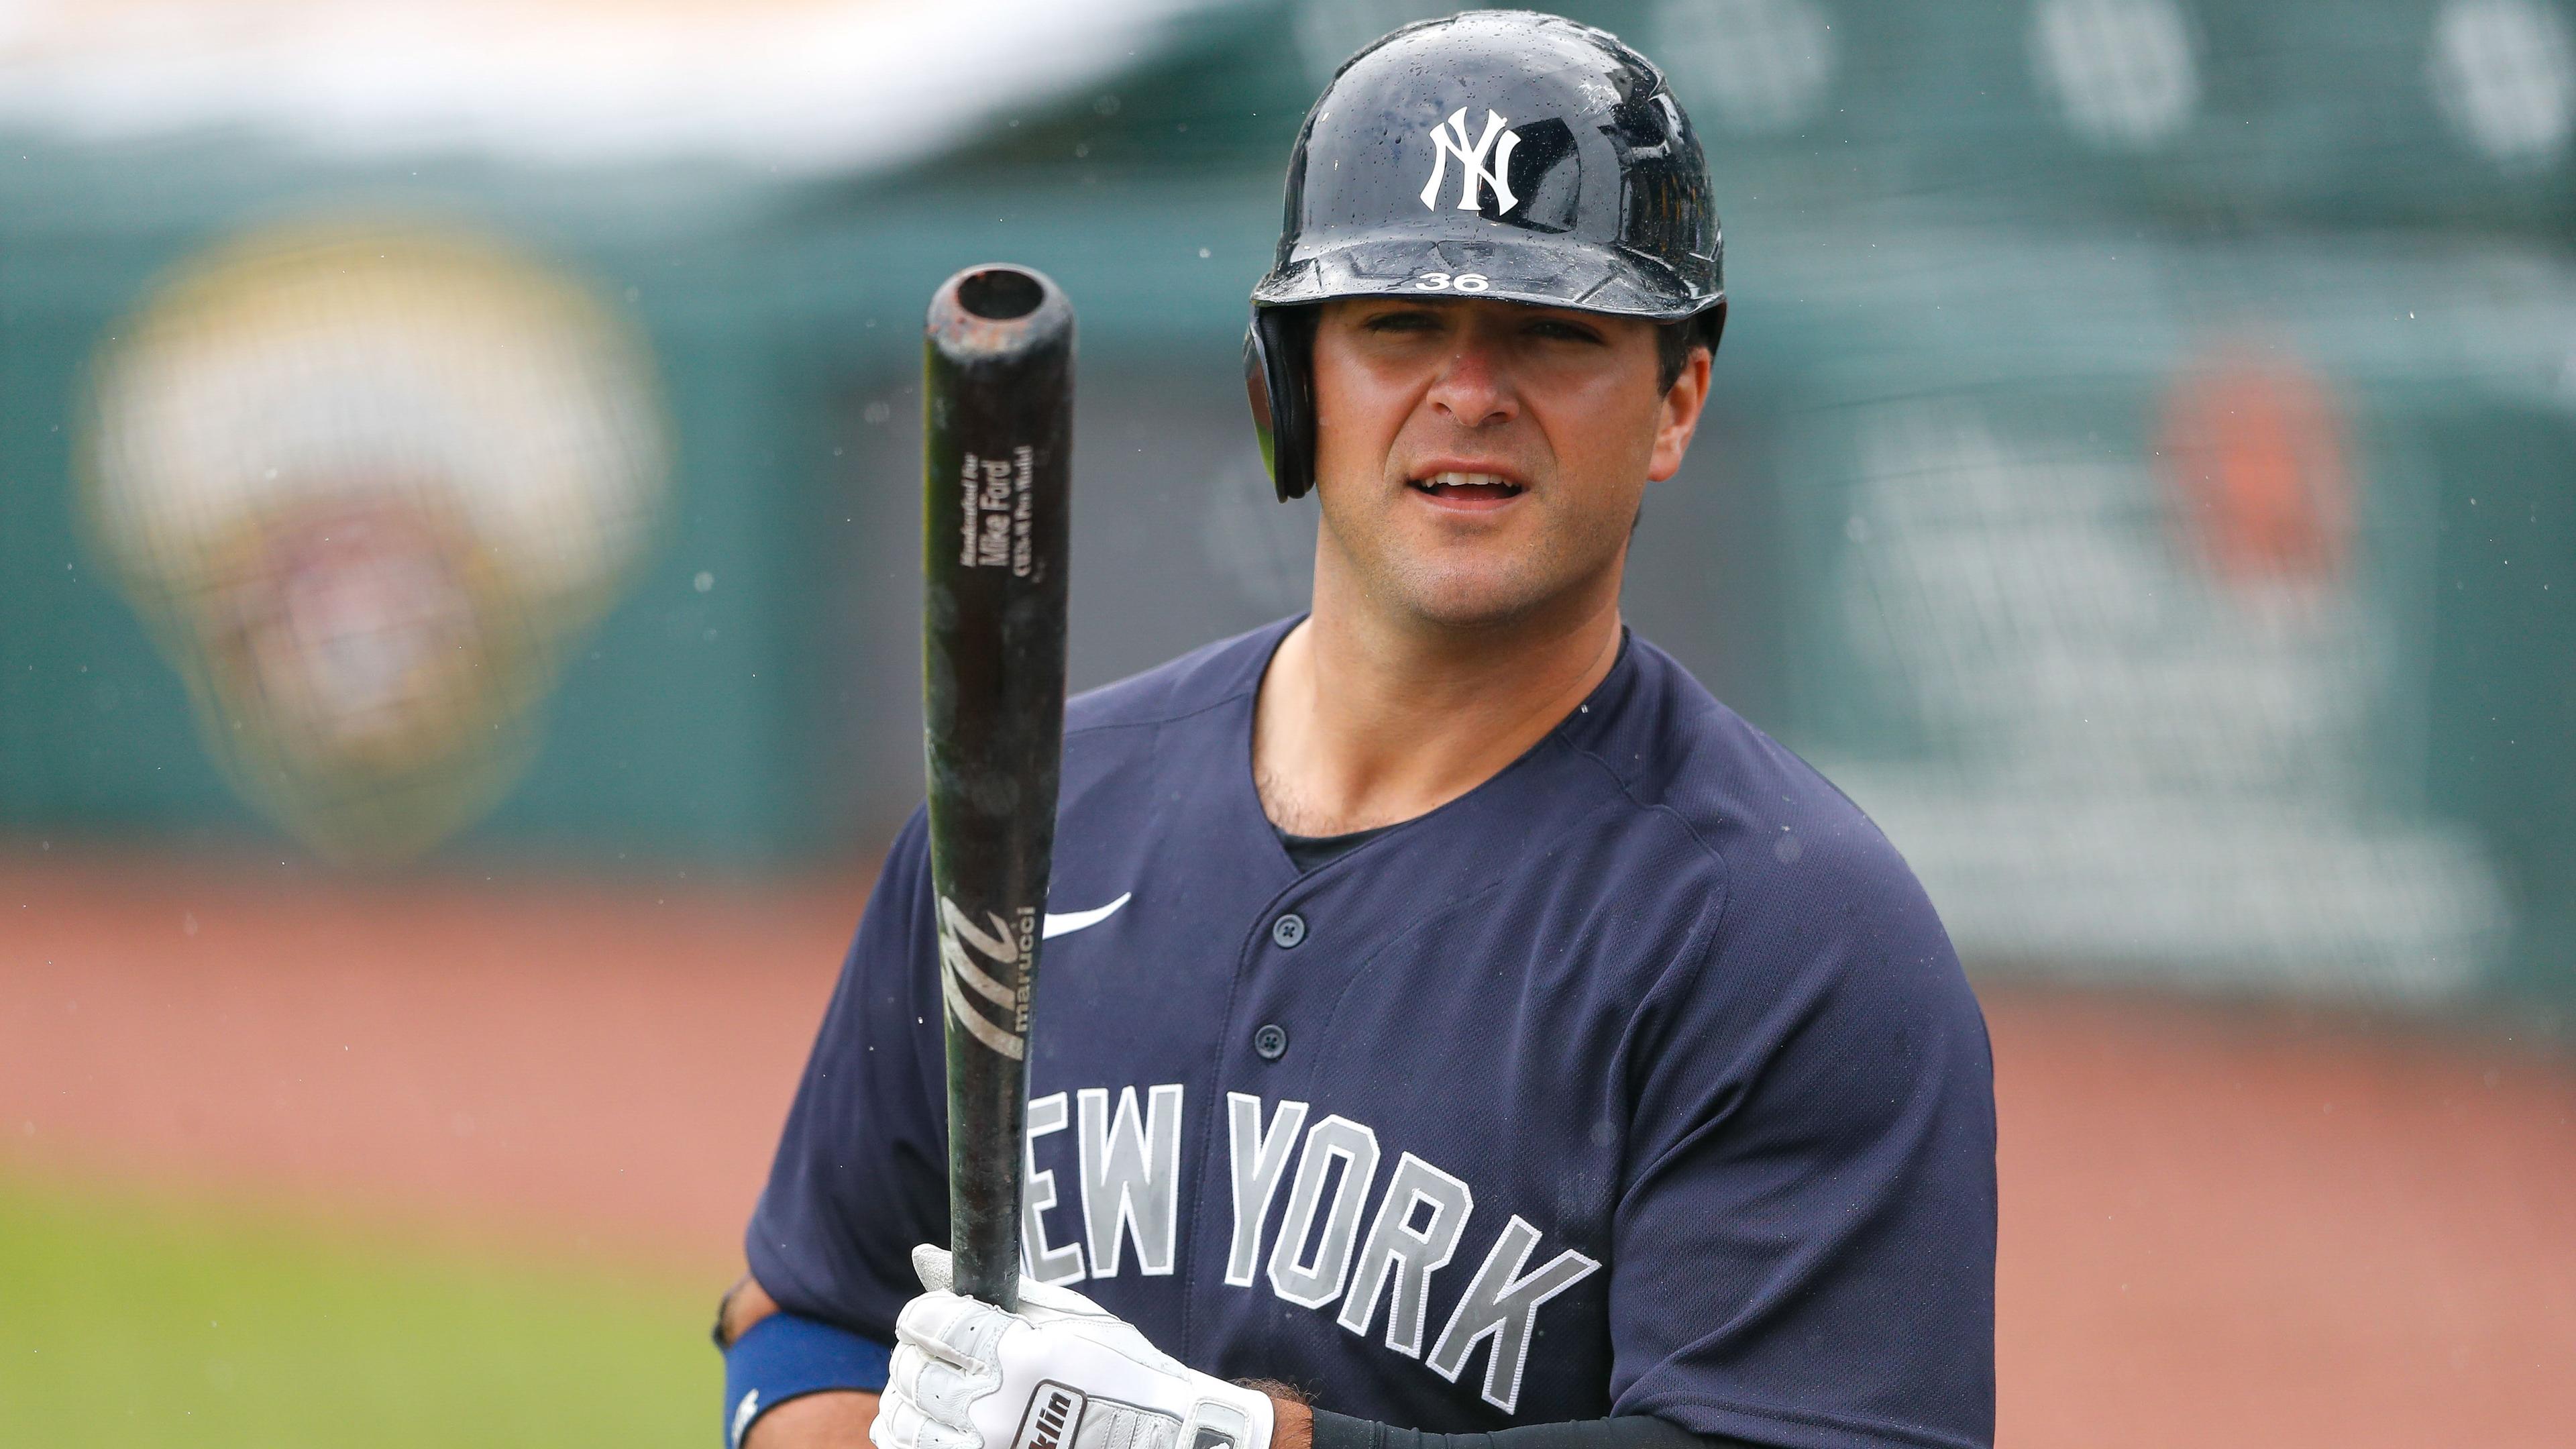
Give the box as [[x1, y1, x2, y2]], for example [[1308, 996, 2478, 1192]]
[[871, 1245, 1273, 1449]]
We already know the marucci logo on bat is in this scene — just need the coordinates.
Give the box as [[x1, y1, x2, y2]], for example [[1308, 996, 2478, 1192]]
[[938, 893, 1125, 1061], [939, 895, 1034, 1059]]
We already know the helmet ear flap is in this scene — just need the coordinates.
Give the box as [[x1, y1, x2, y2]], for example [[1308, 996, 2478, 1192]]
[[1242, 307, 1315, 502]]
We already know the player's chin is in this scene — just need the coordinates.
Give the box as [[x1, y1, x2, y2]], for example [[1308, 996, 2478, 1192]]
[[1380, 555, 1564, 630]]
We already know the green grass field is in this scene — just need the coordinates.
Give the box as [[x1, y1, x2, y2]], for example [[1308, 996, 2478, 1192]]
[[0, 1172, 718, 1447]]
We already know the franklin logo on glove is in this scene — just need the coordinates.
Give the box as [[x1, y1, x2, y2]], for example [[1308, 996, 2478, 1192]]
[[1011, 1383, 1086, 1449]]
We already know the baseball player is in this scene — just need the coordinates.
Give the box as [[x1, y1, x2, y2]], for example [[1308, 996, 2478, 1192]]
[[718, 12, 1996, 1449]]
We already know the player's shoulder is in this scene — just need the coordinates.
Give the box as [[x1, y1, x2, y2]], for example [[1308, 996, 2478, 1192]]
[[1564, 632, 1939, 934], [1572, 633, 1977, 1052], [1061, 617, 1292, 738]]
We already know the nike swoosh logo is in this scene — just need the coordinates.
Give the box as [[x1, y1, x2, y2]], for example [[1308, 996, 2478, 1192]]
[[1042, 892, 1132, 940]]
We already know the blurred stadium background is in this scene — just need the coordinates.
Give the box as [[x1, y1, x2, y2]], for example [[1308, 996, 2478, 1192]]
[[1, 1, 2571, 1445]]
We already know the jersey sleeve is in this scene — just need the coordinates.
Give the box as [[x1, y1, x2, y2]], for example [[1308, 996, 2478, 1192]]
[[1605, 824, 1997, 1449], [743, 807, 949, 1342]]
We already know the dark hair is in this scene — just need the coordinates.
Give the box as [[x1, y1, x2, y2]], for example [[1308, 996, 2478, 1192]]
[[1654, 315, 1716, 393]]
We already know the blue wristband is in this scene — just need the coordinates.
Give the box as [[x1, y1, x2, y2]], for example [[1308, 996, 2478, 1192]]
[[721, 1312, 893, 1448]]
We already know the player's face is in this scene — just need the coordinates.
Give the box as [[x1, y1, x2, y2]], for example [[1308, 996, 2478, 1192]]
[[1307, 295, 1709, 630]]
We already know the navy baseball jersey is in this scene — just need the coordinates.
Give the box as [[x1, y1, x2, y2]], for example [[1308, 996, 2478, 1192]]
[[747, 620, 1996, 1449]]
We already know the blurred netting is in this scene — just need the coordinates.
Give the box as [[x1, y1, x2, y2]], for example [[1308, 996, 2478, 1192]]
[[79, 223, 668, 865]]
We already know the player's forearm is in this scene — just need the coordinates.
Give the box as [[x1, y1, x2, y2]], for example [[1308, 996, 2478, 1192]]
[[718, 1273, 780, 1346], [743, 1389, 879, 1449], [1299, 1409, 1754, 1449], [719, 1273, 893, 1448], [1267, 1395, 1313, 1449]]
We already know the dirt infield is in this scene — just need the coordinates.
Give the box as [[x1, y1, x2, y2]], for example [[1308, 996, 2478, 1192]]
[[4, 845, 2571, 1447]]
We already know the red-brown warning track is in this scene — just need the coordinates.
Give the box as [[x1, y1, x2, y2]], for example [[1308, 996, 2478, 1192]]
[[3, 847, 2571, 1447]]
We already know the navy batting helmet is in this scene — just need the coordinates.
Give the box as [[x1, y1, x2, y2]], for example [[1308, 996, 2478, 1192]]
[[1244, 9, 1727, 501]]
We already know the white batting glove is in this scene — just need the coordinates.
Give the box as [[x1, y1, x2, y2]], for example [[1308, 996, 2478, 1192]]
[[871, 1245, 1274, 1449]]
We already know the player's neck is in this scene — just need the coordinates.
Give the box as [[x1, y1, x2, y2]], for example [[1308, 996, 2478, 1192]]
[[1251, 572, 1624, 839]]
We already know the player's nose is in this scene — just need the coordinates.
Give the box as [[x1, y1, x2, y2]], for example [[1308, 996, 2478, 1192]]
[[1424, 332, 1519, 430]]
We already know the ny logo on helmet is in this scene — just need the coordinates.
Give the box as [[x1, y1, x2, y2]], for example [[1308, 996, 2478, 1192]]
[[1420, 107, 1520, 215]]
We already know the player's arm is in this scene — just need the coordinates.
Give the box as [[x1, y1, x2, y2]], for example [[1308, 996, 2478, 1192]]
[[1599, 828, 1996, 1446], [727, 811, 949, 1449], [746, 1394, 877, 1449], [715, 1273, 880, 1448], [1283, 1403, 1758, 1449]]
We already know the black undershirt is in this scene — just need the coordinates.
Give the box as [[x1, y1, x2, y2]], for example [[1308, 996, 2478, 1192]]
[[1276, 822, 1398, 873], [1309, 1409, 1756, 1449]]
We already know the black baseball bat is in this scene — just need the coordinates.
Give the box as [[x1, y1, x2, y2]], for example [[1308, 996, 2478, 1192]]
[[920, 264, 1073, 1311]]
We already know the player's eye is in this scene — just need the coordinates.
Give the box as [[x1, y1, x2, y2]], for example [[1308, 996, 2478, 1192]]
[[1527, 318, 1604, 344], [1360, 308, 1444, 334]]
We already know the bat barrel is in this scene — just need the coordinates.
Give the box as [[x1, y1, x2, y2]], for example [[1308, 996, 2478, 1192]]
[[922, 264, 1074, 1311]]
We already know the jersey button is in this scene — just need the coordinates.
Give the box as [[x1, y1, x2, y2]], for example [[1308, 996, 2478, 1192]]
[[1271, 912, 1308, 949], [1252, 1023, 1289, 1061]]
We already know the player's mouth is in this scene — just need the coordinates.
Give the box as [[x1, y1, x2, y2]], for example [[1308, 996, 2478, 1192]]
[[1408, 470, 1526, 511]]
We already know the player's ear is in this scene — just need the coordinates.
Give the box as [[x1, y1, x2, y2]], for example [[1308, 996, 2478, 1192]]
[[1246, 307, 1316, 502], [1647, 345, 1713, 484]]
